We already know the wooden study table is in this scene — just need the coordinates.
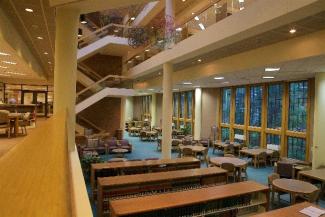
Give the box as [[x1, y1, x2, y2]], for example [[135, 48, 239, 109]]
[[252, 202, 325, 217], [179, 145, 207, 157], [272, 179, 318, 204], [90, 157, 200, 199], [109, 181, 269, 217], [298, 168, 325, 195], [209, 157, 247, 181], [213, 141, 241, 153], [97, 167, 228, 217], [8, 113, 21, 137], [239, 148, 273, 167]]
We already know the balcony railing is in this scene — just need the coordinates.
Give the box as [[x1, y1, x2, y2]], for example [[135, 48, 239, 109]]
[[126, 0, 256, 69]]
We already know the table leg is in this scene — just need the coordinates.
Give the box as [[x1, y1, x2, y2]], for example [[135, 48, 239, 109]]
[[237, 168, 241, 182], [290, 193, 296, 204], [14, 118, 19, 136]]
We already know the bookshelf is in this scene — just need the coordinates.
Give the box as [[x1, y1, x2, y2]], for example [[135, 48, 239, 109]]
[[97, 167, 228, 217], [109, 181, 269, 217]]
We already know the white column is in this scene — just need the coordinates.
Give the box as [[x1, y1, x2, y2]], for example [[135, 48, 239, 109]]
[[54, 7, 79, 150], [312, 72, 325, 168], [164, 0, 175, 49], [120, 97, 126, 130], [151, 93, 157, 127], [125, 96, 134, 122], [194, 88, 202, 140], [162, 63, 173, 159]]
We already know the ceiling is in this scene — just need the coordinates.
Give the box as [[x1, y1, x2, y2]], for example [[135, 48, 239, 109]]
[[0, 0, 55, 80]]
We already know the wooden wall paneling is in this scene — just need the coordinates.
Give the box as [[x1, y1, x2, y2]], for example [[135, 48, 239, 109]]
[[230, 87, 236, 141], [281, 82, 289, 158], [306, 78, 315, 161]]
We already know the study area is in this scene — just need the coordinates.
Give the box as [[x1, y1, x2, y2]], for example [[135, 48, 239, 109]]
[[0, 0, 325, 217]]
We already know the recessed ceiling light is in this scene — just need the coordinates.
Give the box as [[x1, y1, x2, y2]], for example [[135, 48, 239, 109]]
[[48, 61, 52, 64], [114, 29, 119, 33], [182, 0, 186, 2], [239, 0, 245, 2], [2, 61, 16, 65], [158, 40, 163, 43], [25, 8, 33, 12], [263, 76, 275, 79], [265, 67, 280, 72], [145, 49, 150, 52], [37, 36, 43, 40], [130, 17, 135, 21], [127, 60, 132, 63], [78, 28, 83, 37], [183, 82, 192, 85], [0, 52, 10, 56], [176, 27, 182, 32], [239, 7, 245, 10], [135, 55, 140, 58], [198, 23, 205, 30], [289, 28, 296, 34], [80, 14, 87, 24], [148, 88, 154, 91], [194, 16, 199, 21], [193, 85, 200, 88], [44, 52, 48, 55], [197, 59, 202, 62], [191, 12, 195, 15], [0, 65, 8, 69], [214, 76, 224, 80], [222, 81, 230, 84], [173, 88, 179, 91]]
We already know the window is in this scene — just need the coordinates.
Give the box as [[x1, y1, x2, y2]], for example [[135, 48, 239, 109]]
[[186, 122, 192, 133], [222, 88, 231, 123], [266, 134, 281, 150], [234, 129, 244, 143], [250, 86, 263, 127], [186, 92, 193, 119], [248, 131, 260, 148], [267, 84, 283, 129], [288, 81, 308, 132], [221, 127, 230, 142], [173, 93, 178, 117], [287, 137, 306, 160], [235, 87, 245, 125], [180, 93, 185, 118]]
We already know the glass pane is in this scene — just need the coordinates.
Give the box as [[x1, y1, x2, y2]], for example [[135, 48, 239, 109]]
[[235, 87, 245, 125], [266, 134, 281, 151], [172, 120, 177, 129], [267, 84, 283, 129], [173, 93, 178, 117], [221, 127, 230, 142], [287, 137, 306, 160], [234, 129, 244, 143], [288, 81, 308, 132], [248, 131, 260, 148], [250, 86, 263, 127], [180, 93, 185, 118], [185, 122, 192, 134], [222, 88, 231, 123], [179, 121, 185, 129], [186, 92, 193, 119], [23, 93, 34, 104]]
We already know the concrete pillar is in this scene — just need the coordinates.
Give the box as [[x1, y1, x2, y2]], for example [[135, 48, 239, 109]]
[[120, 97, 126, 130], [54, 7, 79, 150], [162, 63, 173, 159], [194, 88, 202, 140], [165, 0, 175, 49], [312, 72, 325, 168], [151, 93, 157, 127], [125, 97, 134, 122]]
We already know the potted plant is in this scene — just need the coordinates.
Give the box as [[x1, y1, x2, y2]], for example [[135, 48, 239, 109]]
[[181, 125, 192, 136], [81, 155, 103, 180]]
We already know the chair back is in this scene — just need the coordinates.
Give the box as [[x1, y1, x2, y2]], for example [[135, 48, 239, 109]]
[[182, 147, 193, 157], [267, 173, 280, 187], [308, 189, 321, 203], [0, 110, 9, 124], [172, 139, 180, 146], [220, 162, 235, 172], [258, 152, 267, 161], [182, 139, 192, 146], [271, 151, 280, 159], [119, 139, 129, 146], [276, 161, 294, 178]]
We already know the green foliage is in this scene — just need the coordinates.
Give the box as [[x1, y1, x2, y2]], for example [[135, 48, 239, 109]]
[[81, 155, 103, 179], [181, 125, 192, 136]]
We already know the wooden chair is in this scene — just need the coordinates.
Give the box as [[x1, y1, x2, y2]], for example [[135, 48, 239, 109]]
[[269, 151, 280, 166], [0, 110, 12, 138], [157, 139, 162, 151], [224, 144, 234, 156], [296, 188, 321, 204], [240, 164, 248, 181], [181, 147, 194, 157], [140, 131, 147, 141], [221, 162, 236, 183], [268, 173, 281, 204], [19, 112, 30, 135], [257, 152, 267, 168]]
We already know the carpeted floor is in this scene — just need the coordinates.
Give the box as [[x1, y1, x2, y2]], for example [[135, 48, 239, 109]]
[[87, 132, 325, 216]]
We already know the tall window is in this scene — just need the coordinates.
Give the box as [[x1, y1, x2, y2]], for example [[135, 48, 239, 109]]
[[234, 129, 244, 143], [288, 81, 308, 132], [235, 87, 245, 125], [173, 93, 179, 117], [180, 92, 185, 118], [249, 131, 260, 148], [287, 137, 306, 160], [250, 86, 263, 127], [221, 127, 230, 142], [267, 134, 281, 150], [267, 84, 283, 129], [186, 92, 193, 119], [222, 88, 231, 123]]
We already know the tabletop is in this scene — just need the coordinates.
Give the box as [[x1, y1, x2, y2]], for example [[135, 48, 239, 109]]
[[272, 178, 318, 194], [240, 148, 273, 156], [214, 141, 241, 147], [111, 148, 128, 153], [179, 145, 207, 152], [209, 157, 247, 167], [299, 168, 325, 181]]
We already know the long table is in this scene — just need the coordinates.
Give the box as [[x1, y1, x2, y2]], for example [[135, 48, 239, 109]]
[[90, 157, 200, 199], [109, 181, 269, 217], [252, 202, 324, 216], [239, 148, 273, 167], [98, 167, 228, 217]]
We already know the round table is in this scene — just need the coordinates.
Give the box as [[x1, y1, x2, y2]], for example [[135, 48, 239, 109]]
[[179, 145, 207, 159], [272, 178, 318, 204], [108, 158, 127, 162], [111, 148, 128, 158], [209, 157, 247, 181]]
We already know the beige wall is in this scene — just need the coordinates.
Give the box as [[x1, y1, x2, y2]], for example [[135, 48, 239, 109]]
[[201, 88, 219, 139], [133, 96, 142, 120]]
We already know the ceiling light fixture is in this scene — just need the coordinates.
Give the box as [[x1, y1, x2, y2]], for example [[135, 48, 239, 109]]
[[198, 23, 205, 30], [37, 36, 43, 40], [135, 55, 140, 58], [158, 40, 163, 43], [191, 12, 195, 15], [289, 28, 296, 34], [0, 65, 8, 69], [145, 49, 150, 52], [173, 88, 179, 91], [183, 82, 192, 85], [25, 8, 34, 12], [265, 67, 280, 72], [148, 88, 154, 91], [2, 61, 16, 65], [194, 16, 199, 21], [193, 85, 200, 88], [239, 7, 245, 10], [0, 52, 10, 56], [182, 0, 186, 2], [239, 0, 245, 3], [222, 81, 230, 84], [197, 59, 202, 62], [176, 27, 182, 32], [263, 76, 275, 79], [48, 61, 52, 64], [44, 52, 48, 55], [130, 17, 135, 21], [80, 14, 87, 24], [214, 76, 224, 80]]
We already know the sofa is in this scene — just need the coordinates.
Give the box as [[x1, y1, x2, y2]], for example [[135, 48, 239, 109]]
[[105, 139, 132, 153]]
